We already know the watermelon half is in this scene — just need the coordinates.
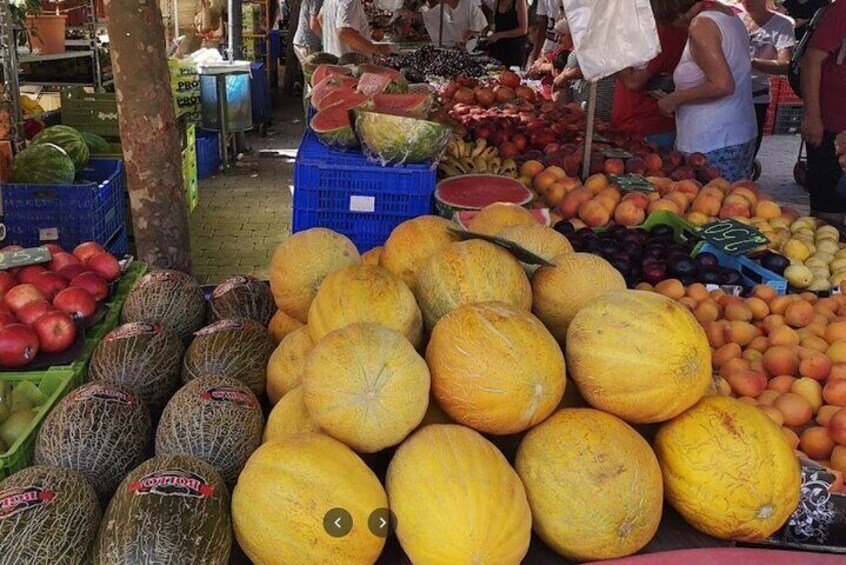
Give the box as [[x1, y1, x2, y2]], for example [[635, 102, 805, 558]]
[[312, 105, 358, 150], [435, 174, 534, 217], [371, 93, 431, 118], [311, 75, 358, 108], [354, 64, 408, 93], [314, 88, 370, 112], [310, 63, 351, 87], [354, 110, 451, 165]]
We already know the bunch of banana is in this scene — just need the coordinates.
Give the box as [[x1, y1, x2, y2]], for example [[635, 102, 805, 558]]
[[439, 137, 518, 178]]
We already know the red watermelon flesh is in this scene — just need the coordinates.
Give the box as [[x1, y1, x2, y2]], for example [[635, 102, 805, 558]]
[[315, 88, 370, 112], [311, 105, 358, 150], [355, 63, 403, 80], [311, 64, 352, 87], [435, 174, 534, 212], [372, 93, 431, 117], [356, 73, 392, 97], [311, 75, 358, 108]]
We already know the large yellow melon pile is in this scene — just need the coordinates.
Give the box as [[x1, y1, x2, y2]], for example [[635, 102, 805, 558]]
[[379, 215, 461, 291]]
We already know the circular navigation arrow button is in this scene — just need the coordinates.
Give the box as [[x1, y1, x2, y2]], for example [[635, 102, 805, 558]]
[[368, 508, 397, 538], [323, 508, 352, 538]]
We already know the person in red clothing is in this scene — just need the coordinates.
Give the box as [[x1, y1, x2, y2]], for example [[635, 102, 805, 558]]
[[612, 24, 688, 149], [800, 0, 846, 222]]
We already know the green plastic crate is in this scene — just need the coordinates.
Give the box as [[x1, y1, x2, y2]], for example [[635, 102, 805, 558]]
[[60, 87, 120, 139], [640, 210, 699, 243]]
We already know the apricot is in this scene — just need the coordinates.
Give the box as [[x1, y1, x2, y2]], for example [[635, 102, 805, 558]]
[[800, 292, 819, 303], [773, 392, 814, 427], [824, 379, 846, 407], [806, 323, 827, 338], [678, 297, 697, 311], [672, 179, 700, 201], [784, 300, 815, 328], [768, 375, 797, 393], [831, 363, 846, 380], [620, 192, 650, 210], [751, 284, 778, 302], [634, 282, 653, 292], [757, 389, 781, 406], [704, 321, 727, 348], [800, 426, 836, 460], [544, 183, 567, 207], [723, 321, 760, 347], [830, 408, 846, 445], [749, 358, 766, 375], [761, 314, 786, 334], [769, 295, 794, 316], [726, 369, 767, 398], [712, 342, 742, 368], [791, 377, 824, 412], [520, 160, 545, 179], [799, 352, 832, 381], [782, 426, 801, 450], [746, 337, 768, 354], [715, 377, 732, 397], [557, 187, 592, 219], [719, 358, 750, 380], [762, 345, 800, 376], [818, 405, 842, 426], [827, 340, 846, 363], [595, 196, 619, 214], [724, 302, 753, 323], [759, 405, 784, 427], [546, 166, 567, 180], [584, 173, 609, 194], [741, 297, 768, 321], [768, 325, 799, 347], [533, 170, 558, 193], [612, 201, 645, 227], [647, 199, 681, 215], [655, 279, 685, 301], [801, 336, 830, 353], [577, 199, 611, 228], [738, 396, 757, 405], [825, 321, 846, 344], [685, 283, 708, 302], [832, 445, 846, 474]]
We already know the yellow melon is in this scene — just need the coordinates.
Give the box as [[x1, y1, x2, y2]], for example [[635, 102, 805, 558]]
[[267, 309, 304, 344], [263, 387, 321, 442], [415, 239, 532, 330], [566, 290, 711, 424], [233, 434, 387, 564], [467, 202, 538, 235], [386, 424, 531, 564], [361, 246, 382, 265], [496, 224, 574, 275], [655, 396, 801, 541], [531, 252, 625, 342], [515, 408, 663, 561], [380, 215, 461, 292], [308, 264, 423, 348], [303, 323, 430, 453], [269, 228, 360, 323], [426, 301, 566, 435], [266, 326, 314, 405]]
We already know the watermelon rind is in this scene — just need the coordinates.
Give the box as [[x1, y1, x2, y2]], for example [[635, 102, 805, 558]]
[[435, 174, 534, 217], [314, 88, 370, 113], [32, 125, 90, 170], [338, 52, 369, 66], [355, 110, 452, 165], [312, 106, 359, 150], [80, 131, 112, 155], [303, 52, 338, 85], [310, 63, 352, 87], [10, 142, 76, 185], [310, 75, 359, 108]]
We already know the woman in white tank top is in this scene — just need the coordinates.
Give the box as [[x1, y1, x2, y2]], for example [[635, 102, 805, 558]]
[[650, 1, 757, 182]]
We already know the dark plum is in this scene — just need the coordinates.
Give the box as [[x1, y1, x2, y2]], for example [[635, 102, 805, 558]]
[[759, 252, 789, 275], [600, 241, 619, 256], [642, 263, 667, 286], [699, 268, 723, 285], [695, 252, 719, 268], [679, 275, 697, 287], [724, 269, 742, 286], [668, 257, 697, 277], [609, 258, 632, 277], [608, 225, 629, 240], [554, 221, 576, 235], [650, 225, 674, 239]]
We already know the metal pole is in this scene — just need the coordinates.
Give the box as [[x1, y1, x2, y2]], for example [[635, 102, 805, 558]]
[[438, 1, 444, 47], [0, 1, 25, 152], [228, 0, 243, 60], [580, 81, 598, 181]]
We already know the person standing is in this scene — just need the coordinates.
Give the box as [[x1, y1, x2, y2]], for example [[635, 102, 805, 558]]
[[530, 0, 563, 65], [741, 0, 796, 159], [800, 0, 846, 222], [293, 0, 324, 69], [783, 0, 830, 41], [486, 0, 529, 69], [320, 0, 392, 57], [398, 0, 488, 47]]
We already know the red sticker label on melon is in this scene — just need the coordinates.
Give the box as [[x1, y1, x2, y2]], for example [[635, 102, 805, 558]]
[[212, 275, 257, 299], [138, 271, 183, 288], [0, 487, 54, 520], [106, 322, 160, 341], [199, 386, 257, 408], [71, 384, 136, 406], [128, 470, 214, 499], [194, 319, 260, 336]]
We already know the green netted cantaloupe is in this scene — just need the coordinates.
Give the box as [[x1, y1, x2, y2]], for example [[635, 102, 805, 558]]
[[208, 275, 276, 326], [120, 270, 206, 342]]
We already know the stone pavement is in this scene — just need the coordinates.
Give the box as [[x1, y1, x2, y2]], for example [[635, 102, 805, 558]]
[[187, 93, 810, 284]]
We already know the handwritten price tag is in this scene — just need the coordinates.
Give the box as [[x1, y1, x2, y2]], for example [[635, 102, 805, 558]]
[[0, 247, 52, 270], [697, 219, 769, 255]]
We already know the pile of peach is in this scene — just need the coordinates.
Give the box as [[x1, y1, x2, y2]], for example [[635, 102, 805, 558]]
[[516, 162, 799, 231], [636, 279, 846, 475]]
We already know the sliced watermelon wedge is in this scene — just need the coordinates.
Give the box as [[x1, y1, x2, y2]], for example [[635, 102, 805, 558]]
[[312, 105, 358, 150], [311, 75, 359, 108], [315, 88, 370, 112], [311, 64, 352, 87], [435, 174, 534, 217], [371, 93, 431, 118], [354, 63, 404, 80], [357, 73, 392, 97]]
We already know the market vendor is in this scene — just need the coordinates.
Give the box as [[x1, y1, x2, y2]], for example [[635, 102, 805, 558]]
[[530, 0, 564, 65], [320, 0, 393, 57], [397, 0, 488, 48]]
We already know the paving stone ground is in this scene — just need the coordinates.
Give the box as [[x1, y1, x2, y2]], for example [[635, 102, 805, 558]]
[[188, 94, 809, 284]]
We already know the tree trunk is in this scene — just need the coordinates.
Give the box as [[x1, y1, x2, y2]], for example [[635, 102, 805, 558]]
[[105, 0, 192, 272], [284, 0, 303, 94]]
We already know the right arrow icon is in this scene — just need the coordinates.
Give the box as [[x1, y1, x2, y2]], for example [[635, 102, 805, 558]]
[[368, 508, 397, 538]]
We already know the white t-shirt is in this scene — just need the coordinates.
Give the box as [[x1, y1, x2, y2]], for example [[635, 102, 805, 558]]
[[744, 11, 796, 104], [421, 0, 487, 47], [536, 0, 564, 56], [322, 0, 370, 57], [673, 11, 757, 153]]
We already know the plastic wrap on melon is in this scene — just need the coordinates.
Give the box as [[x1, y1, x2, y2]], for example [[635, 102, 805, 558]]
[[355, 110, 452, 167]]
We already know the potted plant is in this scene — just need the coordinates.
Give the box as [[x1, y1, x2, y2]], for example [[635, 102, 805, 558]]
[[10, 0, 67, 55]]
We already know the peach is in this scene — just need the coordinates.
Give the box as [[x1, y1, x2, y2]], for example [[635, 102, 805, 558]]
[[584, 174, 610, 194], [800, 427, 836, 460], [613, 201, 645, 227], [672, 179, 701, 201], [762, 345, 800, 376], [691, 194, 722, 217], [603, 158, 625, 175], [556, 187, 592, 219], [769, 375, 797, 393], [647, 199, 681, 215], [520, 160, 545, 178], [830, 409, 846, 445], [723, 321, 760, 347], [824, 379, 846, 406], [719, 201, 751, 219], [686, 212, 711, 226], [595, 196, 618, 214], [533, 170, 558, 193], [648, 176, 674, 195], [754, 200, 783, 220], [621, 192, 650, 210], [645, 153, 663, 172], [704, 321, 727, 348], [578, 199, 611, 228], [773, 392, 814, 427], [799, 352, 832, 381], [544, 182, 567, 207], [757, 390, 781, 406], [546, 165, 567, 180], [727, 369, 767, 398], [729, 187, 758, 206], [665, 191, 690, 213], [597, 187, 622, 204], [647, 191, 661, 202], [700, 186, 725, 199], [769, 325, 799, 347], [818, 405, 843, 426], [828, 340, 846, 364], [712, 342, 742, 368]]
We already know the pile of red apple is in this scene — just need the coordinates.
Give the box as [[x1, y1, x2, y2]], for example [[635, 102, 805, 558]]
[[0, 242, 122, 368]]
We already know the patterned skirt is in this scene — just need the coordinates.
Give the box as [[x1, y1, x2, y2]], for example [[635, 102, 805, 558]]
[[695, 139, 757, 183]]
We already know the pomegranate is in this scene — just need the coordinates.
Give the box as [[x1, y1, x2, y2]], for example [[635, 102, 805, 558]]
[[453, 87, 475, 105], [475, 87, 495, 108], [0, 324, 39, 367], [500, 70, 521, 89], [53, 287, 97, 320], [33, 311, 78, 354], [515, 85, 536, 102], [494, 86, 515, 104]]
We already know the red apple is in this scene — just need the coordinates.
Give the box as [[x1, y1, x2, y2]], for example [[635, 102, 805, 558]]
[[0, 312, 18, 329], [53, 287, 97, 320], [0, 324, 39, 367], [0, 272, 17, 295], [31, 272, 68, 301], [72, 241, 105, 265], [43, 243, 64, 255], [16, 301, 52, 326], [48, 252, 80, 273], [32, 311, 77, 354], [56, 264, 90, 282], [17, 265, 47, 285], [3, 284, 48, 313], [87, 252, 121, 281], [69, 272, 108, 301]]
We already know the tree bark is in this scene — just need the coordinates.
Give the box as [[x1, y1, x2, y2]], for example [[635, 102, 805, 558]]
[[105, 0, 192, 272], [284, 0, 303, 94]]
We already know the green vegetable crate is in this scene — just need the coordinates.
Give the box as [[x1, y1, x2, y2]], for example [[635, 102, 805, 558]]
[[0, 261, 147, 479]]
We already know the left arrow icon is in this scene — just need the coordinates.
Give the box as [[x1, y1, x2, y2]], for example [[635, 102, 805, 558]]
[[323, 508, 352, 538]]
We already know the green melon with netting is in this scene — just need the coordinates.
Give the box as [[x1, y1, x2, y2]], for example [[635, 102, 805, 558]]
[[11, 142, 76, 184], [32, 125, 90, 170]]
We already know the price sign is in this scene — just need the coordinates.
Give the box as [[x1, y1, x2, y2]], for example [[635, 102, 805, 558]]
[[0, 247, 52, 270], [697, 219, 769, 255], [601, 148, 633, 160], [608, 174, 655, 193], [592, 133, 611, 143]]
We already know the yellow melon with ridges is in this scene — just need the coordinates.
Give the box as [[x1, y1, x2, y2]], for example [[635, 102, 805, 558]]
[[266, 326, 313, 405], [379, 215, 461, 292], [467, 202, 538, 235], [267, 309, 304, 344], [496, 224, 574, 275], [361, 246, 382, 265], [263, 387, 321, 442]]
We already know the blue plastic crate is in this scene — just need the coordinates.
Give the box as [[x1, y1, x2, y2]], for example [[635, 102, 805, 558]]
[[2, 158, 126, 250], [694, 242, 788, 295], [105, 226, 129, 256], [293, 129, 436, 252], [196, 129, 220, 180]]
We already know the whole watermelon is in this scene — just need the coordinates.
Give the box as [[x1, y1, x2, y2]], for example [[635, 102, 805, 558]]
[[208, 275, 276, 326], [120, 270, 206, 342], [0, 465, 101, 565], [92, 455, 231, 565], [33, 382, 152, 504], [32, 125, 90, 169], [156, 375, 264, 487], [10, 142, 76, 184], [80, 131, 112, 155], [182, 319, 275, 398], [355, 110, 452, 164], [87, 322, 185, 413]]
